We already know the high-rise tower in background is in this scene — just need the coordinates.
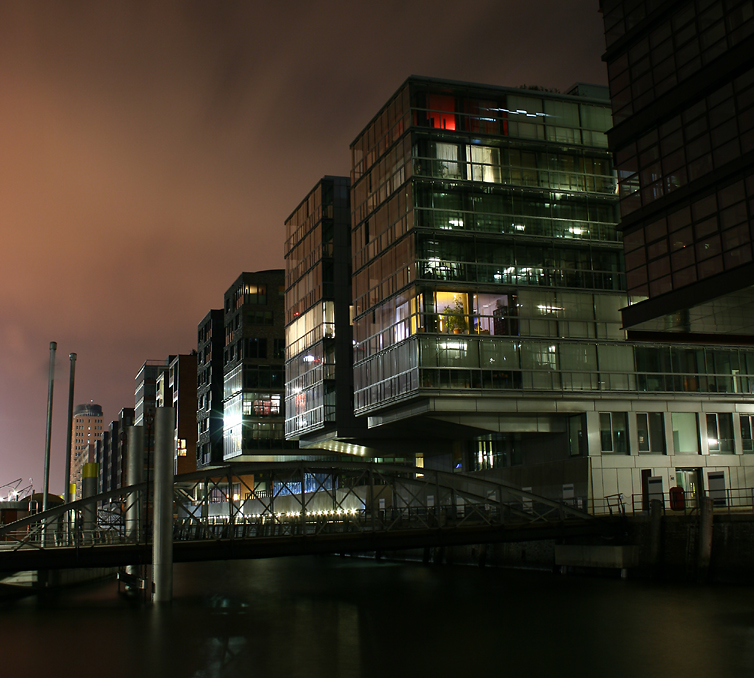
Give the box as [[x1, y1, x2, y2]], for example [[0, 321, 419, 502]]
[[70, 403, 103, 498]]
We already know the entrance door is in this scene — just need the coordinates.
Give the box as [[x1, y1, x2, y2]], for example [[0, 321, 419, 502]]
[[676, 468, 698, 508]]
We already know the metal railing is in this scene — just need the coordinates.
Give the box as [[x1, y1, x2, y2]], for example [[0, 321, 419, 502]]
[[0, 461, 592, 559], [586, 487, 754, 517]]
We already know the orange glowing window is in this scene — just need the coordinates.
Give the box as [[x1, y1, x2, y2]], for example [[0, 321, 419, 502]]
[[427, 94, 456, 130]]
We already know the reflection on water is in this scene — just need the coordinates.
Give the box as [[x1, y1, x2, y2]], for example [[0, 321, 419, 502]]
[[1, 557, 753, 677]]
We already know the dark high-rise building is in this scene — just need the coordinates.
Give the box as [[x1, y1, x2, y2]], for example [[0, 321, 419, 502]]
[[284, 176, 364, 446], [222, 270, 295, 460], [97, 407, 134, 493], [600, 0, 754, 336], [168, 353, 198, 475], [197, 309, 225, 468]]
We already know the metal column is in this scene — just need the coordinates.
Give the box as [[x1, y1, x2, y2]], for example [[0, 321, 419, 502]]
[[126, 426, 144, 543], [152, 407, 174, 603], [63, 353, 77, 505], [42, 341, 57, 516]]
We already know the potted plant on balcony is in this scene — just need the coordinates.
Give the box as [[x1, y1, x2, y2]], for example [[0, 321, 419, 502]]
[[442, 298, 467, 334]]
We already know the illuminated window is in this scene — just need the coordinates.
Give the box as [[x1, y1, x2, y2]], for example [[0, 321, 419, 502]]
[[427, 94, 456, 130], [707, 413, 734, 453]]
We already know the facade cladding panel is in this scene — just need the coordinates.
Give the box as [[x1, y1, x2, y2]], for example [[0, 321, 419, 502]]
[[222, 270, 295, 460], [284, 176, 355, 440], [600, 0, 754, 331]]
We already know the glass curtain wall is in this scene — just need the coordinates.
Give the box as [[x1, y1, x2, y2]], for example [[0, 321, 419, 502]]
[[285, 179, 343, 437], [349, 77, 754, 415]]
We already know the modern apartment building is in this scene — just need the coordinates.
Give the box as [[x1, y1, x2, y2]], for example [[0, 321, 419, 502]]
[[222, 271, 296, 461], [284, 176, 365, 446], [600, 0, 754, 337], [169, 354, 197, 475], [338, 75, 754, 507], [70, 403, 103, 498], [197, 309, 224, 469], [134, 358, 173, 478]]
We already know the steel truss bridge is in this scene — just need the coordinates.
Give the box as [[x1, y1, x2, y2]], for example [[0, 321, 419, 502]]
[[0, 461, 606, 572]]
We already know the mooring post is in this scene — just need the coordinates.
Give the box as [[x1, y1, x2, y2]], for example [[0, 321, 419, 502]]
[[63, 353, 77, 544], [152, 407, 175, 603], [126, 426, 145, 543], [649, 498, 663, 574], [300, 464, 306, 534], [124, 425, 145, 586], [697, 496, 714, 582]]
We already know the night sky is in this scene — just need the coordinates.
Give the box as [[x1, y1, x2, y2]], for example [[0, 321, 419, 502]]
[[0, 2, 607, 494]]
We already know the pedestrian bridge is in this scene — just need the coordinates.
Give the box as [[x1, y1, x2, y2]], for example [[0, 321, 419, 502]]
[[0, 461, 600, 572]]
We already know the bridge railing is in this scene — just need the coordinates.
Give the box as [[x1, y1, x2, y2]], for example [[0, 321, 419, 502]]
[[585, 487, 754, 517], [0, 461, 592, 553], [0, 481, 149, 551]]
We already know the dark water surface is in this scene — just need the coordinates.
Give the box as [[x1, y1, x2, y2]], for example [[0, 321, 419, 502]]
[[1, 557, 752, 677]]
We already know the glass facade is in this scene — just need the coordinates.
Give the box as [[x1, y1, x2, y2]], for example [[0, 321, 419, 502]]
[[284, 177, 353, 439], [348, 77, 754, 415], [602, 0, 754, 125], [616, 67, 754, 220], [601, 0, 754, 332], [623, 172, 754, 297], [222, 271, 293, 459]]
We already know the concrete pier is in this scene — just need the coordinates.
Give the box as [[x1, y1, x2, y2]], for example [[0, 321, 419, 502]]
[[152, 407, 174, 603]]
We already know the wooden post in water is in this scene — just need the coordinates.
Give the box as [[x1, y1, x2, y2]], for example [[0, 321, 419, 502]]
[[649, 499, 663, 576], [697, 497, 714, 582]]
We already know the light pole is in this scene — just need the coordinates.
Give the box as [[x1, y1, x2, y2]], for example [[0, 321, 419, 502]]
[[64, 353, 77, 504], [42, 341, 57, 516]]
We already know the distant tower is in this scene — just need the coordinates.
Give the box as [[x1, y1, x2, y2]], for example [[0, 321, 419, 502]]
[[70, 403, 103, 499]]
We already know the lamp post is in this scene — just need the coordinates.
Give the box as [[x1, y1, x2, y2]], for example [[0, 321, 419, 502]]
[[64, 353, 77, 505], [42, 342, 57, 517]]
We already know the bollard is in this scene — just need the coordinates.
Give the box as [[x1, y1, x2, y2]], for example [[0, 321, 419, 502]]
[[126, 426, 145, 543], [152, 407, 175, 603], [649, 499, 663, 572]]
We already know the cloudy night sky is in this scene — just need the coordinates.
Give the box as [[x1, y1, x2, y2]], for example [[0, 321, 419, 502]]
[[0, 1, 607, 494]]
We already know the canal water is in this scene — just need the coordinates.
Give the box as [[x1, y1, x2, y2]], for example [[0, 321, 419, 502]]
[[1, 557, 752, 677]]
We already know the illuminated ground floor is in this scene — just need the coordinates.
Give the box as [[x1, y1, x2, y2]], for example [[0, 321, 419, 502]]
[[356, 393, 754, 512]]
